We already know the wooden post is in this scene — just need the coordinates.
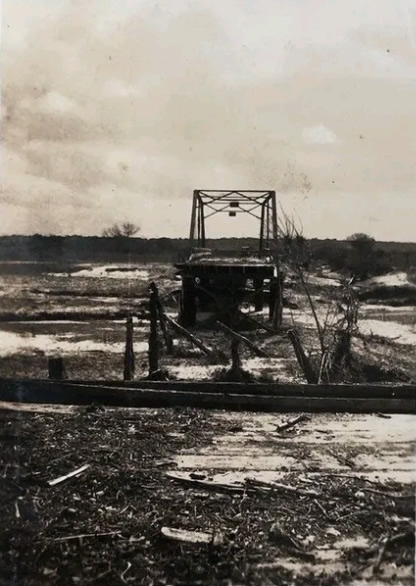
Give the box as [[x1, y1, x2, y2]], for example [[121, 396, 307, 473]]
[[254, 278, 264, 312], [48, 357, 66, 380], [150, 282, 174, 354], [180, 277, 196, 327], [271, 272, 284, 329], [123, 316, 135, 381], [269, 277, 278, 321], [148, 287, 159, 376], [287, 329, 318, 384], [231, 339, 241, 372]]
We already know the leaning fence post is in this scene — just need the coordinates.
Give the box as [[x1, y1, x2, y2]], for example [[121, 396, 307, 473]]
[[148, 285, 159, 376], [150, 281, 174, 354], [48, 357, 67, 380], [123, 316, 135, 381], [287, 328, 318, 384]]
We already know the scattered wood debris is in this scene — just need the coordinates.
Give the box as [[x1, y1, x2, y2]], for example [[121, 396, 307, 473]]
[[161, 526, 224, 546], [268, 521, 309, 556], [275, 414, 310, 433], [246, 477, 322, 498], [167, 472, 322, 498], [47, 464, 90, 487], [1, 407, 414, 586], [166, 471, 244, 494]]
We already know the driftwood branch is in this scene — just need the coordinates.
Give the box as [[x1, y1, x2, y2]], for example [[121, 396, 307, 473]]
[[216, 321, 269, 357], [361, 487, 414, 499], [164, 315, 218, 359], [48, 464, 90, 487], [50, 531, 121, 543], [167, 472, 322, 498], [245, 478, 322, 498], [275, 415, 310, 433]]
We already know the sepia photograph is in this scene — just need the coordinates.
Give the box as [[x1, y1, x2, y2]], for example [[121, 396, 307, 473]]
[[1, 0, 415, 584]]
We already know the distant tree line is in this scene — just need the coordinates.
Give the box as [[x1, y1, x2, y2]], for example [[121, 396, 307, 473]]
[[309, 233, 408, 279], [0, 235, 414, 274]]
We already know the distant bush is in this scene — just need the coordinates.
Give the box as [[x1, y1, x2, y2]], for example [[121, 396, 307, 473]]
[[311, 235, 392, 279]]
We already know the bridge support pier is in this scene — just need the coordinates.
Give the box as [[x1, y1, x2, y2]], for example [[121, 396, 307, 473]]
[[179, 277, 196, 327]]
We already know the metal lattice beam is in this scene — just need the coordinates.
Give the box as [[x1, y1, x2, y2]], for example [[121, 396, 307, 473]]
[[189, 190, 277, 252]]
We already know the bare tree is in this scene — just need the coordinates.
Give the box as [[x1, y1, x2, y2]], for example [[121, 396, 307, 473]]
[[102, 222, 140, 238], [274, 209, 359, 383], [275, 211, 325, 353]]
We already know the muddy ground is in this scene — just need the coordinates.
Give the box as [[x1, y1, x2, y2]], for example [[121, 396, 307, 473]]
[[0, 261, 415, 585], [0, 403, 414, 586], [0, 261, 415, 382]]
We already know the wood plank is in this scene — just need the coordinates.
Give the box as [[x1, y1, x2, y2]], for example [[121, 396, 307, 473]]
[[0, 380, 414, 413], [2, 378, 415, 399]]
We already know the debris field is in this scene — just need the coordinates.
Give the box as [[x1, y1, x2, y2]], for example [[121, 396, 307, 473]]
[[0, 403, 414, 586]]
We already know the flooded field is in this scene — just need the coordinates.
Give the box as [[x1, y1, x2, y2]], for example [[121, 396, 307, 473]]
[[0, 261, 415, 382]]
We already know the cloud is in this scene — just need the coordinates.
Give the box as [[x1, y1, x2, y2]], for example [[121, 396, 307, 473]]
[[302, 125, 339, 145], [1, 0, 415, 239]]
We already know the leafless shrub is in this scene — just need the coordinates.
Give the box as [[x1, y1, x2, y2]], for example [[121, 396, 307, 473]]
[[273, 209, 360, 383]]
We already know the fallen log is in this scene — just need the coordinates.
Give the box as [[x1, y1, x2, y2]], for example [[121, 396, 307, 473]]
[[216, 321, 269, 357], [164, 315, 218, 360]]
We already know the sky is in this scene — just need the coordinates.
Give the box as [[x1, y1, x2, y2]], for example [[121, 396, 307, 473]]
[[1, 0, 416, 241]]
